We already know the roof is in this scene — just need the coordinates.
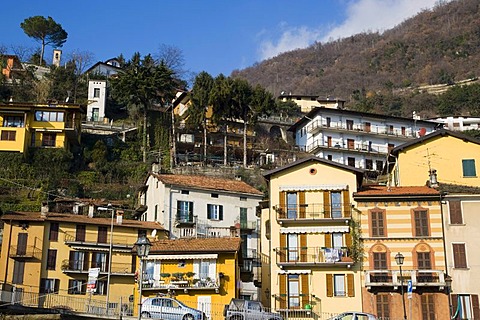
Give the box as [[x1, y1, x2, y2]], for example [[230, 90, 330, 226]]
[[152, 173, 263, 196], [390, 129, 480, 155], [353, 185, 440, 199], [84, 61, 123, 75], [150, 237, 241, 253], [288, 106, 437, 131], [263, 155, 364, 180], [0, 211, 162, 230]]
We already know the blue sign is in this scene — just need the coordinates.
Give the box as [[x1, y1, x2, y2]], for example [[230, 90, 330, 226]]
[[407, 280, 413, 299]]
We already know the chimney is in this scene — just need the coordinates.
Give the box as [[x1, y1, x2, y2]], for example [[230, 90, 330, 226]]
[[116, 210, 124, 225], [88, 204, 94, 218], [41, 202, 49, 217], [152, 162, 160, 174], [429, 169, 438, 188]]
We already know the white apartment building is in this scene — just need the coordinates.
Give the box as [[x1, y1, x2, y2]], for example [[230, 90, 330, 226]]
[[138, 167, 264, 300], [289, 107, 438, 174], [87, 80, 106, 122], [430, 116, 480, 131], [278, 94, 345, 113]]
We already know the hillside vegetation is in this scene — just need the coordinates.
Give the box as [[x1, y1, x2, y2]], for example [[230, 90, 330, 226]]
[[232, 0, 480, 118]]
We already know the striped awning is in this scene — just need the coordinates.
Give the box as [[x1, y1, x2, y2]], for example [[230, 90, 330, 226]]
[[280, 226, 349, 234], [277, 269, 311, 274], [279, 184, 347, 191], [145, 254, 218, 261], [71, 245, 132, 253]]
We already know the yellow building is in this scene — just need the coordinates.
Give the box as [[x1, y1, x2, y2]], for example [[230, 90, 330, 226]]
[[389, 129, 480, 187], [0, 102, 85, 154], [261, 155, 365, 317], [353, 185, 448, 319], [0, 210, 165, 314], [136, 237, 241, 320]]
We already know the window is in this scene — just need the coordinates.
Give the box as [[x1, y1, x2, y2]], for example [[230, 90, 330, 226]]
[[91, 252, 108, 271], [207, 204, 223, 220], [69, 251, 86, 271], [376, 294, 390, 319], [34, 111, 64, 122], [42, 132, 56, 147], [417, 252, 432, 270], [181, 190, 189, 195], [373, 252, 387, 270], [93, 88, 100, 98], [288, 274, 300, 308], [331, 192, 342, 218], [177, 200, 193, 223], [414, 209, 429, 237], [376, 160, 384, 171], [346, 120, 354, 130], [12, 261, 25, 284], [40, 278, 59, 293], [287, 234, 299, 261], [68, 279, 86, 295], [95, 280, 107, 295], [449, 201, 463, 224], [334, 274, 346, 296], [365, 159, 373, 170], [47, 249, 57, 270], [286, 192, 297, 219], [76, 224, 86, 241], [1, 130, 16, 141], [49, 222, 59, 241], [154, 204, 158, 221], [3, 115, 24, 127], [98, 226, 107, 243], [421, 294, 435, 320], [371, 209, 386, 237], [347, 139, 355, 150], [211, 193, 219, 198], [332, 233, 343, 249], [462, 159, 476, 177], [452, 243, 467, 268], [240, 196, 247, 201], [347, 157, 355, 167], [452, 294, 477, 320], [326, 117, 331, 127], [240, 208, 248, 229]]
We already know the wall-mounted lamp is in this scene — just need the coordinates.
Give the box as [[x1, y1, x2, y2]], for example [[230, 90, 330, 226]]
[[219, 272, 225, 279]]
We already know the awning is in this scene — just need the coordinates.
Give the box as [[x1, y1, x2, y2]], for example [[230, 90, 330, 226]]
[[145, 254, 218, 260], [280, 184, 348, 191], [280, 226, 349, 234], [277, 270, 311, 274]]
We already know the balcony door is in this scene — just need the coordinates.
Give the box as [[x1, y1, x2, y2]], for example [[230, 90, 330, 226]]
[[16, 233, 28, 255]]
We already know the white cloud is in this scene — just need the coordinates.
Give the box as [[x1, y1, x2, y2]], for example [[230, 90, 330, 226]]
[[257, 0, 451, 60]]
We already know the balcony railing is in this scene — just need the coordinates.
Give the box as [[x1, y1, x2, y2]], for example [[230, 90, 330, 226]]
[[173, 225, 236, 239], [61, 259, 134, 275], [365, 269, 447, 289], [63, 231, 135, 248], [141, 276, 220, 291], [274, 203, 351, 221], [306, 139, 390, 154], [9, 245, 42, 260], [275, 247, 353, 265]]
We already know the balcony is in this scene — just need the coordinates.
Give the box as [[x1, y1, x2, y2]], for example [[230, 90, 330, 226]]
[[61, 259, 134, 275], [274, 203, 351, 223], [173, 225, 236, 239], [365, 269, 447, 290], [141, 276, 220, 292], [306, 139, 390, 155], [275, 247, 353, 267], [63, 231, 135, 250], [9, 245, 42, 260]]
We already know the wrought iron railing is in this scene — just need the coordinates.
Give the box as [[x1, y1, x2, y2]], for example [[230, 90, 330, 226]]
[[274, 203, 352, 220]]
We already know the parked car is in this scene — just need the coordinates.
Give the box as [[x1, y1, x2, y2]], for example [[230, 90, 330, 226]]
[[141, 297, 205, 320], [328, 311, 377, 320], [223, 298, 283, 320]]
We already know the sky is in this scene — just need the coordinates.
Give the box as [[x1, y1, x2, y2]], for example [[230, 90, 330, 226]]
[[2, 0, 449, 79]]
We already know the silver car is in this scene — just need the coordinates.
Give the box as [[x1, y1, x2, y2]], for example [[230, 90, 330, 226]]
[[328, 312, 377, 320], [141, 297, 205, 320]]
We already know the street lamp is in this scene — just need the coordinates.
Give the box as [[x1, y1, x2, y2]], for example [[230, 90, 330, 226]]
[[135, 235, 152, 320], [395, 252, 407, 320], [445, 275, 453, 318]]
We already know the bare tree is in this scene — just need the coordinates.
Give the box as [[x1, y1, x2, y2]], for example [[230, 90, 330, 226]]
[[66, 50, 95, 101]]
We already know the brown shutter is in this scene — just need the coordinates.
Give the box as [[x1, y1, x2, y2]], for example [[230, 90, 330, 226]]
[[279, 191, 286, 219], [451, 294, 458, 317], [301, 274, 309, 307], [325, 234, 332, 248], [279, 234, 287, 263], [324, 192, 331, 218], [343, 190, 351, 218], [473, 294, 479, 319], [54, 279, 60, 293], [347, 274, 355, 297], [299, 191, 306, 218], [279, 274, 287, 309], [300, 234, 307, 262], [345, 233, 352, 249], [326, 274, 333, 297], [449, 201, 463, 224], [83, 252, 89, 271]]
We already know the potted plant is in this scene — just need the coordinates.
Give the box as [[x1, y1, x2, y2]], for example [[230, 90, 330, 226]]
[[160, 273, 171, 278], [172, 272, 185, 281], [185, 272, 195, 278]]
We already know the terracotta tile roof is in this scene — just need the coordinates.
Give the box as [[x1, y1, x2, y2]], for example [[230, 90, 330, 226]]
[[354, 185, 440, 198], [153, 174, 263, 196], [150, 237, 241, 253], [0, 211, 163, 230]]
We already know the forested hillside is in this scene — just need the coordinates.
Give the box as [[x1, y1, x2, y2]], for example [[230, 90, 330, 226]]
[[232, 0, 480, 118]]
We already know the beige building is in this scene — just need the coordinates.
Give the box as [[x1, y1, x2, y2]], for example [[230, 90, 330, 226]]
[[261, 155, 364, 317], [389, 129, 480, 318]]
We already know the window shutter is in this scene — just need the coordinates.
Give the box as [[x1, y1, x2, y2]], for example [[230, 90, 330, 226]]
[[323, 192, 331, 218], [347, 274, 355, 297], [472, 294, 479, 319], [279, 274, 287, 309], [451, 294, 458, 316], [299, 191, 306, 218], [207, 204, 212, 219], [345, 233, 352, 248], [83, 252, 89, 271], [325, 234, 332, 248], [279, 191, 286, 218], [193, 260, 200, 277], [208, 259, 216, 280], [301, 274, 309, 307], [449, 201, 462, 224], [326, 274, 333, 297], [343, 190, 351, 217], [40, 278, 46, 293], [69, 251, 75, 269], [189, 202, 194, 221], [176, 200, 181, 220], [279, 234, 287, 263], [54, 279, 60, 293], [453, 243, 467, 268], [300, 234, 307, 262], [219, 205, 223, 221]]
